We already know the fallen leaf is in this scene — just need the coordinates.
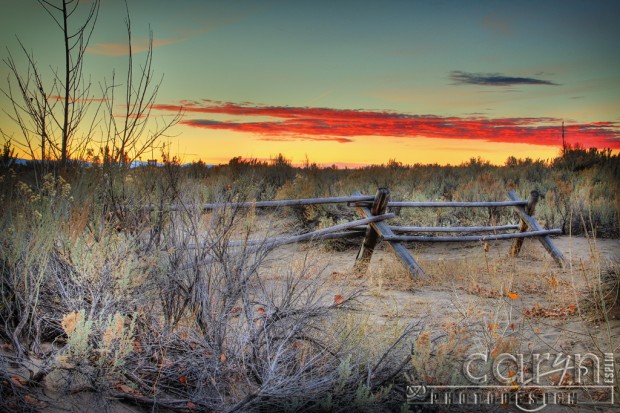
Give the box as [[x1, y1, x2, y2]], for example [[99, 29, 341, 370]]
[[592, 389, 611, 401], [506, 292, 521, 300], [187, 401, 197, 410], [115, 383, 134, 394], [550, 276, 558, 287], [179, 375, 187, 385], [220, 353, 227, 363], [483, 242, 489, 252], [10, 375, 26, 388], [549, 372, 573, 386], [23, 395, 38, 405], [334, 295, 345, 305], [488, 323, 500, 331], [132, 341, 143, 353], [256, 307, 265, 314], [524, 304, 577, 319]]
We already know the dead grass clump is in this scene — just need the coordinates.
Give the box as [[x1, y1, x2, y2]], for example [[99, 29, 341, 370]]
[[419, 246, 518, 296], [372, 255, 418, 292], [408, 324, 472, 386], [579, 262, 620, 322]]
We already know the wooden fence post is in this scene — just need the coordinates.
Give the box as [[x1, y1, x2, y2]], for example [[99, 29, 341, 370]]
[[510, 190, 539, 257], [354, 188, 390, 272], [509, 190, 565, 267], [353, 190, 426, 278]]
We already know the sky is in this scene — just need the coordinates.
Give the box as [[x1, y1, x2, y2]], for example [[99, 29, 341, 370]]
[[1, 0, 619, 166]]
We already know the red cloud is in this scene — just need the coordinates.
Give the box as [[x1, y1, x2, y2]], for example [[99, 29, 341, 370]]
[[47, 95, 108, 103], [151, 101, 620, 149]]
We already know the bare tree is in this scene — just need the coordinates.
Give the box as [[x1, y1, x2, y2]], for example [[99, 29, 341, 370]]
[[100, 1, 182, 166], [1, 0, 101, 166], [2, 0, 180, 168], [2, 44, 55, 163], [41, 0, 100, 166]]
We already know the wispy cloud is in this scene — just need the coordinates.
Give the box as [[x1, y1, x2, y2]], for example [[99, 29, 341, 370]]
[[88, 3, 269, 57], [87, 37, 180, 56], [450, 71, 559, 86], [47, 95, 107, 103], [481, 14, 512, 36], [152, 100, 620, 149]]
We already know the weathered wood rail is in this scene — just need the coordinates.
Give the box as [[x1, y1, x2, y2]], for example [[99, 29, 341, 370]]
[[383, 229, 561, 242], [164, 188, 564, 279], [351, 200, 528, 208], [145, 195, 375, 211], [227, 212, 394, 247], [352, 224, 520, 233]]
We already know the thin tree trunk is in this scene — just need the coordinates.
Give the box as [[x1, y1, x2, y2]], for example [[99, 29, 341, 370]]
[[61, 0, 70, 166]]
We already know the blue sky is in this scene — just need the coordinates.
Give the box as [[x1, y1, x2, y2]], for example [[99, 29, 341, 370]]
[[1, 0, 619, 165]]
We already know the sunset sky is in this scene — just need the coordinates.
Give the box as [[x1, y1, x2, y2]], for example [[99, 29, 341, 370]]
[[1, 0, 619, 166]]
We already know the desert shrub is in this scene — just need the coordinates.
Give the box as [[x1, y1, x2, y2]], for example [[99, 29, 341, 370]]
[[275, 173, 354, 231], [0, 173, 74, 356], [1, 165, 432, 411]]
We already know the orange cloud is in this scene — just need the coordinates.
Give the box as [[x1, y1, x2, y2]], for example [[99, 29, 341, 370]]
[[152, 100, 620, 149], [87, 37, 180, 56]]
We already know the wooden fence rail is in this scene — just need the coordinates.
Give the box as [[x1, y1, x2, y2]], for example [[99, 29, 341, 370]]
[[145, 195, 375, 212], [226, 212, 395, 247], [351, 188, 564, 277], [384, 229, 561, 242], [352, 224, 520, 233], [350, 200, 528, 208]]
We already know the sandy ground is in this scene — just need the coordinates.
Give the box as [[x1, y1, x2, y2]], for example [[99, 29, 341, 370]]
[[264, 235, 620, 321], [258, 233, 619, 412]]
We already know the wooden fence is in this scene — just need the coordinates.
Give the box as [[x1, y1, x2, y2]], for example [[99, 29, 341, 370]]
[[157, 188, 565, 279]]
